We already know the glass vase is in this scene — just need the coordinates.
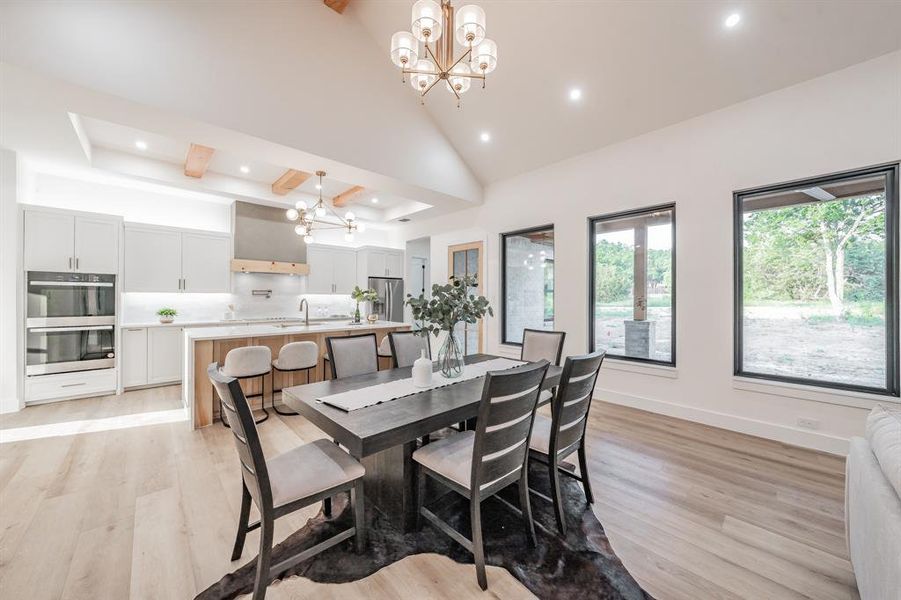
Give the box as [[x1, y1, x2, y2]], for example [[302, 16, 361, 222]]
[[438, 329, 464, 378]]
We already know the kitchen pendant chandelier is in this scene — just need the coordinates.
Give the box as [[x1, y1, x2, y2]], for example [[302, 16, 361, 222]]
[[284, 171, 362, 244], [389, 0, 498, 106]]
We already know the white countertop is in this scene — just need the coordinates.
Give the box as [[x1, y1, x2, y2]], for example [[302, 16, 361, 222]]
[[184, 320, 409, 341]]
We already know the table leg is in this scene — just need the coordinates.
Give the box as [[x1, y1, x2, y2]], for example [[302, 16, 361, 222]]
[[360, 440, 419, 532]]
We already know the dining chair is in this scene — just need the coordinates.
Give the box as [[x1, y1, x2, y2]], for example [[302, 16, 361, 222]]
[[208, 363, 366, 600], [325, 333, 379, 379], [412, 360, 550, 590], [521, 328, 566, 404], [528, 349, 605, 535], [387, 330, 431, 368]]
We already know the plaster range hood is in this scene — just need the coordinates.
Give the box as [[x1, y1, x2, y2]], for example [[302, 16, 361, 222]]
[[231, 201, 310, 275]]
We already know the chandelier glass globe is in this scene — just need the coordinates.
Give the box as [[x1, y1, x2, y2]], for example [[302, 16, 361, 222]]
[[471, 38, 497, 74], [409, 59, 438, 92], [446, 62, 472, 94], [411, 0, 442, 42], [286, 208, 299, 221], [454, 5, 486, 46], [390, 31, 419, 68]]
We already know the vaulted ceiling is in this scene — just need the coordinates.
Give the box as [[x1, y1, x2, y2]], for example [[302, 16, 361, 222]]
[[2, 0, 900, 206]]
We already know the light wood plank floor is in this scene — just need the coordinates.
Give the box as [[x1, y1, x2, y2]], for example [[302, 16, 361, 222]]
[[0, 386, 858, 600]]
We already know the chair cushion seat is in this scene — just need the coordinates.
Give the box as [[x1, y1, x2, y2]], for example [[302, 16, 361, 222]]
[[267, 439, 364, 507], [529, 413, 576, 460], [222, 346, 272, 378], [412, 430, 475, 490]]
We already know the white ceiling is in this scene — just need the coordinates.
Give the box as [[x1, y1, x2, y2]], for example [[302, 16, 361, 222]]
[[1, 0, 899, 207], [352, 0, 901, 183], [80, 116, 411, 212]]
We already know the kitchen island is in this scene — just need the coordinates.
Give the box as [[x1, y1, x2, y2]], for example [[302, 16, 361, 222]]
[[183, 321, 410, 428]]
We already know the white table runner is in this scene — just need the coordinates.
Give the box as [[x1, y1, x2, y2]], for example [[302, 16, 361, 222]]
[[317, 358, 525, 412]]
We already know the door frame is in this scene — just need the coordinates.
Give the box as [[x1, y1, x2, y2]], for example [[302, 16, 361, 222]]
[[447, 241, 484, 353]]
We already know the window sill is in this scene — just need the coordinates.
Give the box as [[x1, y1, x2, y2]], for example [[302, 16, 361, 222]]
[[601, 358, 678, 379], [732, 376, 900, 409]]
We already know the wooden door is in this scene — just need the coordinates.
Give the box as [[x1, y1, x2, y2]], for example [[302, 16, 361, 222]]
[[448, 241, 484, 354]]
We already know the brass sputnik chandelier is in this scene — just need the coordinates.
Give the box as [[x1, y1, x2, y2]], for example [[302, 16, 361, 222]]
[[389, 1, 498, 106], [284, 171, 363, 244]]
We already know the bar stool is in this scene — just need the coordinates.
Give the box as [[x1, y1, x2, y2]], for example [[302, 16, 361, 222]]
[[271, 341, 318, 416], [220, 346, 271, 426]]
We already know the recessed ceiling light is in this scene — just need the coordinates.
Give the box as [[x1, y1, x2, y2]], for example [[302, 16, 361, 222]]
[[480, 131, 491, 142], [239, 165, 250, 174], [724, 13, 741, 28], [371, 197, 379, 204], [134, 140, 148, 150], [569, 88, 582, 101]]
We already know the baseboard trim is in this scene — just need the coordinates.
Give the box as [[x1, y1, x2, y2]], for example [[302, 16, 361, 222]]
[[596, 388, 850, 456]]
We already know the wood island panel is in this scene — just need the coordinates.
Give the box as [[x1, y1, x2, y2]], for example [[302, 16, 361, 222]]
[[192, 325, 409, 428]]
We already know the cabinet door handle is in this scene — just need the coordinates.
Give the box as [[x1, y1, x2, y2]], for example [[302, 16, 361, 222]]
[[75, 257, 79, 270], [68, 257, 73, 270], [61, 382, 86, 388]]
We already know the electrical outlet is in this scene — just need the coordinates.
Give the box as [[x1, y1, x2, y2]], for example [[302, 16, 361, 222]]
[[797, 417, 820, 430]]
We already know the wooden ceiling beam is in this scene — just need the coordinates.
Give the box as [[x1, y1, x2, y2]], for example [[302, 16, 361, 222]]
[[184, 143, 215, 178], [324, 0, 350, 14], [332, 185, 364, 207], [271, 169, 312, 196]]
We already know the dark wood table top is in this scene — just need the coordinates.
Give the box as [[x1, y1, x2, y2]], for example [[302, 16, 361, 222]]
[[282, 354, 561, 458]]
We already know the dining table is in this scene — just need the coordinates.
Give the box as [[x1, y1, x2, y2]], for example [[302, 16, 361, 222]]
[[281, 353, 562, 531]]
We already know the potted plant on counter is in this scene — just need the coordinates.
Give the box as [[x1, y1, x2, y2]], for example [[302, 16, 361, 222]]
[[156, 307, 178, 324], [350, 286, 379, 324], [405, 275, 492, 378]]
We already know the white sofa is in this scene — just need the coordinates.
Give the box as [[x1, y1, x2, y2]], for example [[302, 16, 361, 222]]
[[845, 403, 901, 600]]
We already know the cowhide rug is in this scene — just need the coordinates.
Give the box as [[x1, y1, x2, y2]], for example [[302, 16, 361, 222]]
[[196, 459, 652, 600]]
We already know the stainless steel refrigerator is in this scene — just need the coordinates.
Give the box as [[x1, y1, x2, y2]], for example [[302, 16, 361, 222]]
[[368, 277, 404, 322]]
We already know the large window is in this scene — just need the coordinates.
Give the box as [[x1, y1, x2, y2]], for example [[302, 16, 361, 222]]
[[735, 164, 899, 396], [589, 205, 675, 365], [501, 225, 554, 345]]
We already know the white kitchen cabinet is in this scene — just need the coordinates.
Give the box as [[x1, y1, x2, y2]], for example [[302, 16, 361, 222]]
[[121, 327, 148, 388], [181, 233, 231, 293], [306, 245, 358, 294], [386, 252, 404, 278], [74, 216, 120, 274], [122, 326, 183, 388], [24, 208, 120, 274], [24, 210, 75, 272], [124, 227, 182, 292], [356, 247, 405, 283], [147, 327, 183, 384], [332, 249, 358, 294], [124, 225, 230, 293]]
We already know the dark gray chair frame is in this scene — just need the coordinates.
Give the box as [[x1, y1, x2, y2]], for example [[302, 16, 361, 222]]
[[520, 328, 567, 366], [208, 363, 365, 600], [528, 350, 605, 535], [414, 360, 550, 590], [325, 333, 379, 380], [387, 330, 431, 368]]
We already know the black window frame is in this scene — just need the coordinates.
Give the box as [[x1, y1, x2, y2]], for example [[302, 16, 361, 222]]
[[733, 162, 900, 397], [500, 223, 555, 346], [587, 203, 677, 366]]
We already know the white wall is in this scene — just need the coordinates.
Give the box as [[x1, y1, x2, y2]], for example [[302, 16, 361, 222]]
[[401, 52, 901, 454], [0, 149, 22, 413]]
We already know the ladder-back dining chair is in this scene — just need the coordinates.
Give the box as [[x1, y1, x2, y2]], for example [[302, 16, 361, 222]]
[[528, 349, 605, 535], [208, 363, 366, 600], [520, 328, 566, 404], [388, 330, 431, 368], [325, 333, 379, 380], [412, 360, 549, 590]]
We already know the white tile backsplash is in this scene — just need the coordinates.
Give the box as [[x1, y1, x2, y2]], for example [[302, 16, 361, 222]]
[[122, 273, 355, 324]]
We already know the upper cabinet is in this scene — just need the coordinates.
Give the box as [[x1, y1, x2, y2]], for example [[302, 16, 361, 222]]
[[306, 245, 357, 294], [24, 208, 120, 274], [124, 224, 230, 293], [357, 247, 404, 282]]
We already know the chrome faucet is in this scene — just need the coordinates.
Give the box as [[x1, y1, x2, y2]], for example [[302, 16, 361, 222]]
[[299, 298, 310, 326]]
